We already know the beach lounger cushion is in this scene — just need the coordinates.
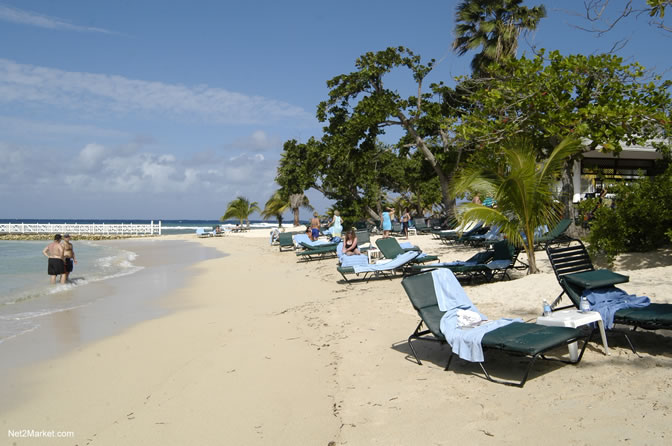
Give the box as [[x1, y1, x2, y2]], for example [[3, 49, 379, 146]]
[[481, 323, 581, 356]]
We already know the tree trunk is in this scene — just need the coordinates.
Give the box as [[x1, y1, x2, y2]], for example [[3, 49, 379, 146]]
[[397, 112, 455, 215], [292, 207, 300, 226]]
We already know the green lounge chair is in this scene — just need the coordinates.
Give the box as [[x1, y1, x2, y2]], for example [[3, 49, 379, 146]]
[[375, 237, 439, 265], [546, 239, 672, 349], [401, 271, 590, 387], [296, 243, 339, 261], [409, 249, 494, 279], [278, 232, 296, 252], [410, 240, 522, 281], [412, 219, 431, 233], [535, 219, 572, 250], [437, 221, 485, 245]]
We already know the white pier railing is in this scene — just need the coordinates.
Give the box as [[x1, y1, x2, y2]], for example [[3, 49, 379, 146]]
[[0, 221, 162, 235]]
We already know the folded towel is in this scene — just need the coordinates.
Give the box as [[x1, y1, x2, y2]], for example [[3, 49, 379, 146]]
[[457, 309, 482, 327]]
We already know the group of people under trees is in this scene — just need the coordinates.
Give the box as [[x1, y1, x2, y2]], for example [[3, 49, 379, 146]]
[[381, 207, 412, 239], [42, 233, 77, 284], [305, 205, 419, 258]]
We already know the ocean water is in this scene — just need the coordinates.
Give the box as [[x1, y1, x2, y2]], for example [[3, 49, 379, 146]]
[[0, 218, 299, 343], [2, 218, 301, 235], [0, 240, 142, 343]]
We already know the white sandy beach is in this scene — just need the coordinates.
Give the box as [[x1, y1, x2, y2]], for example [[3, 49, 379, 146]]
[[2, 230, 672, 445]]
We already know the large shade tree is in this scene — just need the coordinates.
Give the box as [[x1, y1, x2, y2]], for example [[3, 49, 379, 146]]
[[318, 47, 466, 215], [276, 135, 428, 223], [276, 139, 320, 226], [452, 136, 582, 274], [453, 0, 547, 74]]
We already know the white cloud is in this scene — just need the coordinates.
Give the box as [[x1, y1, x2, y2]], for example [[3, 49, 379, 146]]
[[0, 141, 279, 214], [0, 59, 311, 125], [0, 4, 115, 34], [0, 115, 130, 141]]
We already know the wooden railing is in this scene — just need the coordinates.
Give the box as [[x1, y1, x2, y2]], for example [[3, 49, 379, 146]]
[[0, 221, 162, 235]]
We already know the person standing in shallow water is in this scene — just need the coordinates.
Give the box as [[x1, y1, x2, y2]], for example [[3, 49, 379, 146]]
[[42, 234, 65, 284], [61, 234, 77, 283]]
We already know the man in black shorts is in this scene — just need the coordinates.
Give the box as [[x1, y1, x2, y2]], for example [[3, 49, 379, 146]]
[[42, 234, 65, 284]]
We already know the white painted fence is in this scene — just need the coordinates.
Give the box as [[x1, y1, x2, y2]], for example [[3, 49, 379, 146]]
[[0, 221, 162, 235]]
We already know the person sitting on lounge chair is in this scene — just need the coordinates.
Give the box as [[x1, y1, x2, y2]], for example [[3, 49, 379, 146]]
[[342, 228, 360, 256]]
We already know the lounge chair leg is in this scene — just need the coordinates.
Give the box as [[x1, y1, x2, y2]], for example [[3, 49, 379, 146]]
[[623, 331, 641, 358], [445, 353, 454, 371], [550, 291, 564, 309], [408, 337, 422, 365]]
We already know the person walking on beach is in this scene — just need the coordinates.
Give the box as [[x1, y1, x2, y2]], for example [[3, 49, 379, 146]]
[[381, 207, 394, 238], [310, 212, 321, 241], [42, 234, 65, 284], [61, 234, 77, 283]]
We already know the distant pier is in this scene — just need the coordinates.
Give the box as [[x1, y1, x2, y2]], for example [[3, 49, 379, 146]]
[[0, 221, 162, 236]]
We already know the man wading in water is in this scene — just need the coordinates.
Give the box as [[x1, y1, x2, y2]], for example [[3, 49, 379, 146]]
[[42, 234, 65, 284]]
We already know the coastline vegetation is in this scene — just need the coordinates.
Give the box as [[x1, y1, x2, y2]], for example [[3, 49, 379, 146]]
[[223, 0, 672, 270]]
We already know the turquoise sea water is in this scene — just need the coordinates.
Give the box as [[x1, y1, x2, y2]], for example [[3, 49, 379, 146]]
[[0, 240, 141, 343], [0, 218, 295, 343]]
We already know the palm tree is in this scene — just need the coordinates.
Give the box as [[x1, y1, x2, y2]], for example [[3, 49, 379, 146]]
[[289, 193, 313, 226], [451, 136, 581, 273], [452, 0, 546, 74], [261, 191, 290, 227], [221, 196, 261, 228]]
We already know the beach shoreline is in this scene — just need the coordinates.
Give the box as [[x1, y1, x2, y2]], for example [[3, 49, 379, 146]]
[[2, 230, 672, 445]]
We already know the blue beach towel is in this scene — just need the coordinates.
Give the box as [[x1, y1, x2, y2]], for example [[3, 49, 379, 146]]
[[431, 269, 519, 362], [582, 286, 651, 329], [293, 233, 331, 247], [352, 251, 419, 274]]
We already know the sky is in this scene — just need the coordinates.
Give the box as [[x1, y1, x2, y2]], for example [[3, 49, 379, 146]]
[[0, 0, 670, 220]]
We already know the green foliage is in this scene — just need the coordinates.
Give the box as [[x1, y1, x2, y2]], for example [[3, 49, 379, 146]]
[[452, 136, 582, 273], [456, 50, 672, 159], [261, 191, 290, 227], [648, 0, 671, 18], [222, 196, 260, 226], [587, 164, 672, 262], [318, 46, 463, 213], [453, 0, 547, 74], [576, 197, 600, 225]]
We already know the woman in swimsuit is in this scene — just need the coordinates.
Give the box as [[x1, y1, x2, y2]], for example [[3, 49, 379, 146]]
[[61, 234, 77, 283], [381, 207, 394, 238], [342, 228, 360, 256]]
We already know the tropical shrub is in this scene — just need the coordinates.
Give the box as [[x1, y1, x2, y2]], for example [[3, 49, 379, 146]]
[[587, 164, 672, 262]]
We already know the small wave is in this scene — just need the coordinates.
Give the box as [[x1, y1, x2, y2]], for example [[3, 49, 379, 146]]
[[0, 304, 87, 321], [0, 323, 40, 345]]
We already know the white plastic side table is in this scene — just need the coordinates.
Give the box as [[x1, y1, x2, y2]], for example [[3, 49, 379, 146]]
[[536, 309, 610, 361], [367, 247, 381, 264]]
